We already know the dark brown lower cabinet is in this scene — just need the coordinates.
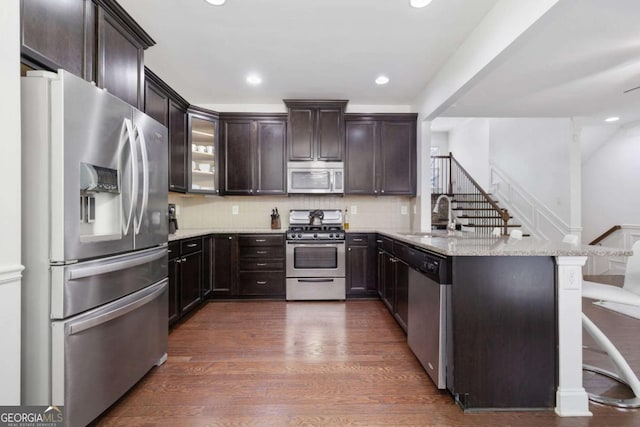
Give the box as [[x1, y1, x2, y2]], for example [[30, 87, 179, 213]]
[[167, 241, 180, 325], [168, 237, 204, 326], [346, 233, 377, 298], [210, 234, 239, 297], [238, 234, 285, 297], [447, 256, 556, 410]]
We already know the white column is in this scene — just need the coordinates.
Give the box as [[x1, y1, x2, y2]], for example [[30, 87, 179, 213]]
[[0, 0, 23, 405], [555, 256, 591, 417], [415, 117, 432, 232]]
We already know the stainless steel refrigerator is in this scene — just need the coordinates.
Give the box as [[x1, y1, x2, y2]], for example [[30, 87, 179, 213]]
[[21, 70, 169, 427]]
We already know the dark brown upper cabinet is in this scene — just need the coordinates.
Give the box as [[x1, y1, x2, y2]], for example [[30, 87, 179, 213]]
[[220, 114, 287, 196], [345, 114, 417, 196], [21, 0, 154, 109], [20, 0, 94, 80], [284, 100, 348, 162], [96, 0, 155, 109], [144, 68, 190, 193]]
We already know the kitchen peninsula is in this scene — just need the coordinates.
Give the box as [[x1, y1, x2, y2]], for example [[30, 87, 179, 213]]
[[170, 226, 629, 416]]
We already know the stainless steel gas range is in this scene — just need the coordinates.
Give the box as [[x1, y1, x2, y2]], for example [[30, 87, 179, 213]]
[[285, 209, 346, 300]]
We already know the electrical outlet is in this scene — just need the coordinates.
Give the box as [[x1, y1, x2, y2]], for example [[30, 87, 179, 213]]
[[401, 205, 408, 215], [232, 205, 239, 215], [351, 205, 357, 215]]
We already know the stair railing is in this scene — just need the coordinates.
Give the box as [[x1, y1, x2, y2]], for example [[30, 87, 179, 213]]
[[589, 225, 622, 245], [431, 153, 511, 235]]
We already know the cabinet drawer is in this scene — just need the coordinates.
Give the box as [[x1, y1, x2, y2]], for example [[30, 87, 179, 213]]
[[168, 241, 180, 260], [240, 260, 284, 271], [180, 237, 202, 255], [239, 245, 284, 258], [239, 272, 284, 296], [347, 234, 370, 246], [238, 234, 284, 247]]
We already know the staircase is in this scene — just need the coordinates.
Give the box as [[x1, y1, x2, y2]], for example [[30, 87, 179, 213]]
[[431, 153, 523, 236]]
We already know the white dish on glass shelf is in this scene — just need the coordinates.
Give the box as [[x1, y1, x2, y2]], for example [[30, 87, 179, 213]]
[[199, 163, 211, 172]]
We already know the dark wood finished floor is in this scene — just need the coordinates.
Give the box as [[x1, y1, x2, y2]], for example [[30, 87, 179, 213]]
[[94, 296, 640, 426]]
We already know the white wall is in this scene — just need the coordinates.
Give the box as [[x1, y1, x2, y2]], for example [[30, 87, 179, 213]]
[[430, 131, 449, 155], [490, 118, 574, 225], [448, 118, 490, 189], [582, 122, 640, 243], [0, 0, 23, 405], [169, 194, 413, 232]]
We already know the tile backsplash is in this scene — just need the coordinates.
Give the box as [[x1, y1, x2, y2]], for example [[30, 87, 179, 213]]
[[169, 193, 414, 231]]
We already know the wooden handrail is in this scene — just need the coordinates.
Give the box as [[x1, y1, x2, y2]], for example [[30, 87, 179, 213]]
[[589, 225, 622, 245], [449, 153, 511, 234]]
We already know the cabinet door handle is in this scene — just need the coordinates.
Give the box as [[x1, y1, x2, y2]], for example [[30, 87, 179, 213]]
[[181, 257, 187, 262], [348, 248, 352, 251], [255, 239, 267, 243], [256, 281, 267, 285], [257, 250, 268, 254], [186, 243, 198, 248], [228, 236, 233, 240], [256, 263, 267, 267]]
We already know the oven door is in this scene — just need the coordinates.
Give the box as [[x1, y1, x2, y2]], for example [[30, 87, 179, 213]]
[[286, 241, 345, 277]]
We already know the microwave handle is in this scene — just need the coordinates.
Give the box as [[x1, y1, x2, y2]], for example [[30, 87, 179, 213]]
[[330, 172, 334, 192]]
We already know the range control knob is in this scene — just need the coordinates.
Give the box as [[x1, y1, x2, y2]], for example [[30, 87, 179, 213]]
[[297, 233, 302, 239], [313, 233, 318, 239], [329, 233, 334, 239]]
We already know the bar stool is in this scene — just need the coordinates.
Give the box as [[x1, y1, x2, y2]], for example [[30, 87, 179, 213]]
[[581, 240, 640, 408]]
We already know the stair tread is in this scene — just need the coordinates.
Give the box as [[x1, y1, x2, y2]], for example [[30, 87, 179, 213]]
[[452, 207, 501, 211], [465, 223, 522, 228], [458, 215, 513, 219]]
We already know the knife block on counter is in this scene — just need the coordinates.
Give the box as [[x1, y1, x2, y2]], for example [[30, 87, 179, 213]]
[[271, 216, 281, 230]]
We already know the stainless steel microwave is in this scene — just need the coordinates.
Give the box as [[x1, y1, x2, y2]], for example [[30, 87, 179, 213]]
[[287, 162, 344, 194]]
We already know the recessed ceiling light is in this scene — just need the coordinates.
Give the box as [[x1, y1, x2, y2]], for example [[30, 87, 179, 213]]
[[205, 0, 226, 6], [604, 116, 620, 122], [410, 0, 433, 8], [246, 74, 262, 85], [375, 75, 390, 85]]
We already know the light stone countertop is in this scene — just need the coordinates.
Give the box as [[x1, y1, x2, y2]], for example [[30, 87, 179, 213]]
[[168, 228, 284, 241], [377, 230, 631, 257], [168, 228, 630, 257]]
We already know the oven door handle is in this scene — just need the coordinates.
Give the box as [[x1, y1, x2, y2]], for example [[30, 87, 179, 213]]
[[286, 241, 345, 246], [297, 278, 336, 283]]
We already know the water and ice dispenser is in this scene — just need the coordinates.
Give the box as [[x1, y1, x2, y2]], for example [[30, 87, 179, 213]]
[[79, 162, 121, 240]]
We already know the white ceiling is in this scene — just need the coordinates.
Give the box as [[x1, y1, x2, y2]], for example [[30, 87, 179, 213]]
[[440, 0, 640, 126], [118, 0, 497, 106], [119, 0, 640, 127]]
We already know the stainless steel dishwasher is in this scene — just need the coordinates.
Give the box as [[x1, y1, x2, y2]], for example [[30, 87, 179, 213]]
[[407, 250, 450, 389]]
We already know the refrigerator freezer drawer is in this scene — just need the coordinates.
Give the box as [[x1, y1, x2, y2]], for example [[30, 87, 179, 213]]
[[51, 280, 168, 427], [51, 246, 168, 318]]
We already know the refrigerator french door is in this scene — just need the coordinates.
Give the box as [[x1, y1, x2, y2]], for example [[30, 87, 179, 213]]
[[21, 69, 169, 427]]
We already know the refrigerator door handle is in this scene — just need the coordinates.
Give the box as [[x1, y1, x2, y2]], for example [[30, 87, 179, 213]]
[[133, 124, 149, 235], [67, 248, 166, 281], [67, 281, 166, 335], [119, 118, 138, 236]]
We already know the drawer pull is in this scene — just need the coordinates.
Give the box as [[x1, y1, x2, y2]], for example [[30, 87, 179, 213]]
[[376, 240, 383, 243], [255, 239, 267, 242], [256, 281, 268, 285], [256, 263, 267, 267], [352, 238, 364, 242], [186, 243, 198, 248], [256, 250, 268, 254]]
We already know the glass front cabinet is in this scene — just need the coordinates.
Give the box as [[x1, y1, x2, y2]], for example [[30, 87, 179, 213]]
[[188, 107, 219, 194]]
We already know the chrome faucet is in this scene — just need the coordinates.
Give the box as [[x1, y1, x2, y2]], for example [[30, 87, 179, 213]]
[[433, 194, 456, 235]]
